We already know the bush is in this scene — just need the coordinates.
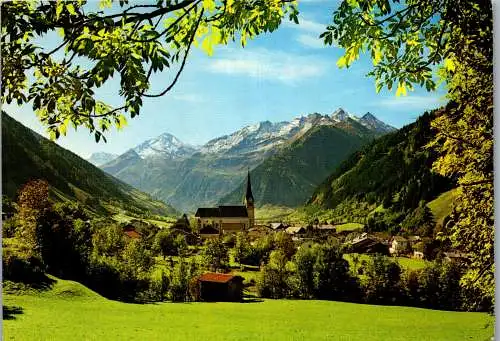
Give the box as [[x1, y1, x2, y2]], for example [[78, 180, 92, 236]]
[[314, 243, 359, 301], [257, 250, 292, 299], [223, 233, 236, 248], [2, 218, 17, 238], [362, 255, 402, 305], [169, 259, 199, 302], [147, 268, 170, 302], [293, 243, 317, 298], [202, 237, 229, 272], [2, 251, 45, 284]]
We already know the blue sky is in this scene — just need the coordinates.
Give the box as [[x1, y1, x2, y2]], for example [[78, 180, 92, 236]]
[[4, 1, 447, 158]]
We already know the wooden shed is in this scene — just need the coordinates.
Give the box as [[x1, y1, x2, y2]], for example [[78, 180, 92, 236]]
[[197, 273, 244, 302]]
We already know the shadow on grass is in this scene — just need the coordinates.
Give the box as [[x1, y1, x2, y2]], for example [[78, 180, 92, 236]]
[[3, 274, 57, 295], [27, 274, 57, 290], [3, 305, 24, 320]]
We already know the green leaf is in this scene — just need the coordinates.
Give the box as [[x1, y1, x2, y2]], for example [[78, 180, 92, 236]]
[[203, 0, 216, 12], [56, 2, 64, 20], [66, 4, 76, 16]]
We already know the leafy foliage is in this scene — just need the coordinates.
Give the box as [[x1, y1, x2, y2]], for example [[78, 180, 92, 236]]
[[2, 0, 298, 141], [327, 0, 493, 304], [201, 237, 229, 272]]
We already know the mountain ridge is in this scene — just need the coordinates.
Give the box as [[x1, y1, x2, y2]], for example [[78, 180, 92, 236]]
[[2, 112, 178, 217], [101, 108, 395, 212]]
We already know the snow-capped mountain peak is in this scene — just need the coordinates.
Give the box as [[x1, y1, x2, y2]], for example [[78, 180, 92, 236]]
[[134, 133, 198, 159]]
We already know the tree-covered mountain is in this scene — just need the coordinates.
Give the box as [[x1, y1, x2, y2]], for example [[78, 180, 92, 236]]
[[2, 112, 177, 217], [220, 119, 379, 207], [307, 110, 454, 234]]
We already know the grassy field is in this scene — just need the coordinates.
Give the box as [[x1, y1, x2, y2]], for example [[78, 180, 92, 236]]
[[427, 189, 457, 226], [334, 222, 364, 232], [112, 212, 175, 228], [3, 277, 494, 341], [255, 205, 295, 223], [344, 254, 428, 270]]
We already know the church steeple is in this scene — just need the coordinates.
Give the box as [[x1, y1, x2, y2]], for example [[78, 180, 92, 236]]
[[244, 169, 255, 229], [245, 170, 254, 204]]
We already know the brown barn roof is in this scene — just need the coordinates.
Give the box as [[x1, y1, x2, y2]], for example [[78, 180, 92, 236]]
[[198, 273, 243, 283]]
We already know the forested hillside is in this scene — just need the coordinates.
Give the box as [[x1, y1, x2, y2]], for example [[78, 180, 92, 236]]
[[308, 111, 455, 234], [221, 121, 377, 207], [2, 112, 177, 217]]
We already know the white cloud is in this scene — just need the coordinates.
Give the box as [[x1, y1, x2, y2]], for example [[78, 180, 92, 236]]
[[285, 17, 325, 35], [377, 95, 447, 109], [207, 48, 327, 84], [284, 14, 331, 48], [171, 93, 205, 103], [296, 18, 326, 34], [296, 33, 328, 49]]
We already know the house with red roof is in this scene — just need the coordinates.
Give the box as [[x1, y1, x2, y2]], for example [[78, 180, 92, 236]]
[[196, 273, 244, 302]]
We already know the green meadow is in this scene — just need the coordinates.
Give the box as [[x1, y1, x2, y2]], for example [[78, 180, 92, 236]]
[[3, 277, 493, 341]]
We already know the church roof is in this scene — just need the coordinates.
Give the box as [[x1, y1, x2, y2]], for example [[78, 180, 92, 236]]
[[195, 206, 248, 218], [195, 208, 220, 217]]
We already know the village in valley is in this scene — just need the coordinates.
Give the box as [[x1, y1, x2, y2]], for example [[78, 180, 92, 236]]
[[115, 171, 468, 302]]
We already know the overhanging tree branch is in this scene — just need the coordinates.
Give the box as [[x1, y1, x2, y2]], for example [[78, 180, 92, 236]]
[[143, 8, 204, 98]]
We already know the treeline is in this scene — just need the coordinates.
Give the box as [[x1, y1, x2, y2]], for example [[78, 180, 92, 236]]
[[3, 180, 197, 302], [249, 235, 491, 312], [3, 180, 491, 311], [210, 232, 490, 312], [309, 111, 453, 214]]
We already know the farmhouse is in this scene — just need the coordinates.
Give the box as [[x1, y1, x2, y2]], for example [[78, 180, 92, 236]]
[[389, 236, 409, 256], [195, 171, 255, 234], [197, 273, 244, 302], [350, 233, 389, 255], [285, 225, 307, 236]]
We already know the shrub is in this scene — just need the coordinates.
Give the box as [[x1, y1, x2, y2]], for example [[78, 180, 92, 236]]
[[314, 243, 358, 301], [2, 251, 45, 284], [169, 259, 199, 302], [147, 268, 170, 302], [293, 243, 318, 298], [362, 255, 402, 305], [273, 232, 295, 259], [257, 250, 291, 299], [202, 237, 229, 272]]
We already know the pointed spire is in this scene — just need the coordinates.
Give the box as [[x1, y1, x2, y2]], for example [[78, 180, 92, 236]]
[[245, 168, 254, 204]]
